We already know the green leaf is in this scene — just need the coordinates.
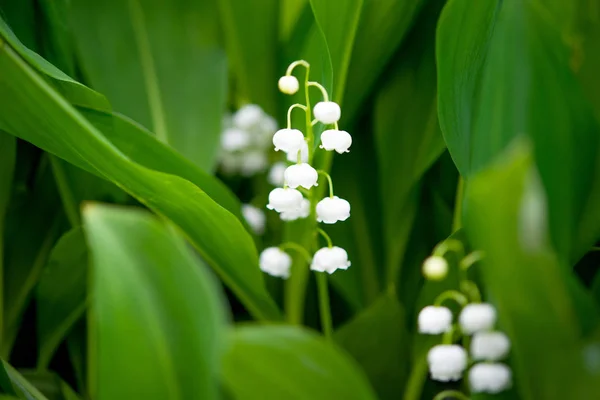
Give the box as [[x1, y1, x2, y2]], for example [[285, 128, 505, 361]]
[[0, 27, 280, 320], [221, 325, 377, 400], [37, 0, 76, 75], [437, 0, 600, 260], [0, 131, 16, 338], [36, 227, 87, 369], [0, 0, 37, 50], [84, 204, 227, 400], [69, 0, 227, 170], [217, 0, 278, 114], [0, 360, 48, 400], [334, 292, 408, 400], [18, 370, 81, 400], [464, 139, 600, 399]]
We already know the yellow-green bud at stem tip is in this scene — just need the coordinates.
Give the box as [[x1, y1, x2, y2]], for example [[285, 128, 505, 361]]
[[422, 255, 448, 280]]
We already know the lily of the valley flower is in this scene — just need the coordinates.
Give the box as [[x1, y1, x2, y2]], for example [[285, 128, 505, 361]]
[[313, 101, 341, 124], [259, 247, 292, 279], [310, 246, 351, 274], [267, 188, 304, 213], [241, 204, 266, 235], [239, 150, 268, 176], [418, 306, 453, 334], [316, 196, 351, 224], [273, 128, 305, 153], [469, 363, 512, 393], [284, 163, 318, 189], [471, 331, 511, 361], [320, 129, 352, 153], [459, 303, 497, 334], [221, 128, 250, 152], [280, 198, 310, 221], [278, 75, 300, 95], [286, 141, 309, 163], [422, 255, 449, 281], [268, 162, 287, 186], [233, 104, 264, 130], [427, 345, 468, 382]]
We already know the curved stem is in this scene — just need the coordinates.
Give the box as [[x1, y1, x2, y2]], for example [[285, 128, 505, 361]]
[[287, 103, 307, 129], [460, 250, 485, 271], [317, 170, 334, 198], [308, 81, 330, 102], [316, 228, 333, 248], [442, 324, 457, 344], [279, 242, 312, 264], [334, 121, 339, 130], [316, 272, 333, 340], [433, 239, 464, 259], [433, 390, 470, 400], [286, 59, 310, 76], [434, 290, 468, 308], [460, 280, 482, 303]]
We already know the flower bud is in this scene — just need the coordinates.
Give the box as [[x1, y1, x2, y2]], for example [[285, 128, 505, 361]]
[[284, 163, 318, 189], [278, 75, 299, 95], [273, 128, 305, 153], [469, 363, 512, 393], [267, 188, 303, 213], [418, 306, 453, 334], [310, 246, 351, 274], [459, 303, 497, 334], [471, 331, 511, 361], [313, 101, 341, 124], [427, 345, 468, 382], [280, 198, 310, 221], [422, 256, 448, 281], [259, 247, 292, 278], [320, 129, 352, 153], [221, 128, 250, 151], [242, 204, 266, 235], [316, 196, 351, 224], [233, 104, 264, 130]]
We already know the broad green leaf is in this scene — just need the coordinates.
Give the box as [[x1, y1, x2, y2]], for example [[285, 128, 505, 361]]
[[334, 292, 408, 400], [437, 0, 600, 260], [464, 140, 600, 399], [37, 0, 76, 75], [218, 0, 278, 114], [36, 227, 87, 369], [0, 30, 280, 320], [0, 131, 15, 338], [344, 0, 426, 118], [221, 325, 377, 400], [0, 360, 48, 400], [18, 370, 80, 400], [0, 0, 37, 50], [84, 205, 227, 400], [69, 0, 227, 170], [65, 320, 86, 393], [374, 0, 446, 285]]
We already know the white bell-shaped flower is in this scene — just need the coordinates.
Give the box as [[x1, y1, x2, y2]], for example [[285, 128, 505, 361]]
[[320, 129, 352, 153], [239, 151, 268, 177], [310, 246, 351, 274], [278, 76, 299, 95], [266, 188, 303, 213], [469, 363, 512, 393], [280, 198, 310, 221], [268, 162, 287, 186], [221, 128, 250, 151], [286, 141, 309, 163], [313, 101, 341, 124], [284, 163, 318, 189], [459, 303, 497, 334], [418, 306, 453, 334], [273, 128, 305, 153], [471, 331, 511, 361], [253, 115, 278, 148], [427, 345, 468, 382], [316, 196, 351, 224], [259, 247, 292, 279], [233, 104, 264, 130], [422, 256, 448, 281], [241, 204, 266, 235], [219, 152, 241, 175]]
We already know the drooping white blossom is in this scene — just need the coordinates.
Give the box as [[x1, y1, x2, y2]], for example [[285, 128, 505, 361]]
[[221, 128, 250, 152], [259, 247, 292, 279], [469, 363, 512, 393], [320, 129, 352, 153], [242, 204, 266, 235], [278, 75, 299, 95], [310, 246, 351, 274], [268, 162, 287, 186], [313, 101, 341, 124], [422, 256, 448, 281], [471, 331, 511, 361], [427, 345, 468, 382], [418, 306, 453, 334], [233, 104, 264, 130], [316, 196, 351, 224], [284, 163, 318, 189], [273, 128, 305, 153], [280, 198, 310, 221], [459, 303, 497, 334], [266, 188, 304, 213], [286, 141, 309, 163], [239, 150, 268, 176]]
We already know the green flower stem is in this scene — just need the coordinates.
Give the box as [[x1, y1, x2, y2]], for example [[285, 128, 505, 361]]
[[307, 81, 329, 102], [279, 242, 312, 264], [460, 250, 485, 271], [434, 290, 468, 308], [317, 170, 334, 198], [433, 238, 464, 259], [316, 227, 333, 248], [287, 103, 307, 129], [286, 59, 310, 76], [433, 390, 470, 400], [402, 356, 428, 400], [316, 272, 333, 340]]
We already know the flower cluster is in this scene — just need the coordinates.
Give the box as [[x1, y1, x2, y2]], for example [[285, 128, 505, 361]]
[[417, 242, 512, 395], [219, 104, 277, 177], [258, 60, 352, 279]]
